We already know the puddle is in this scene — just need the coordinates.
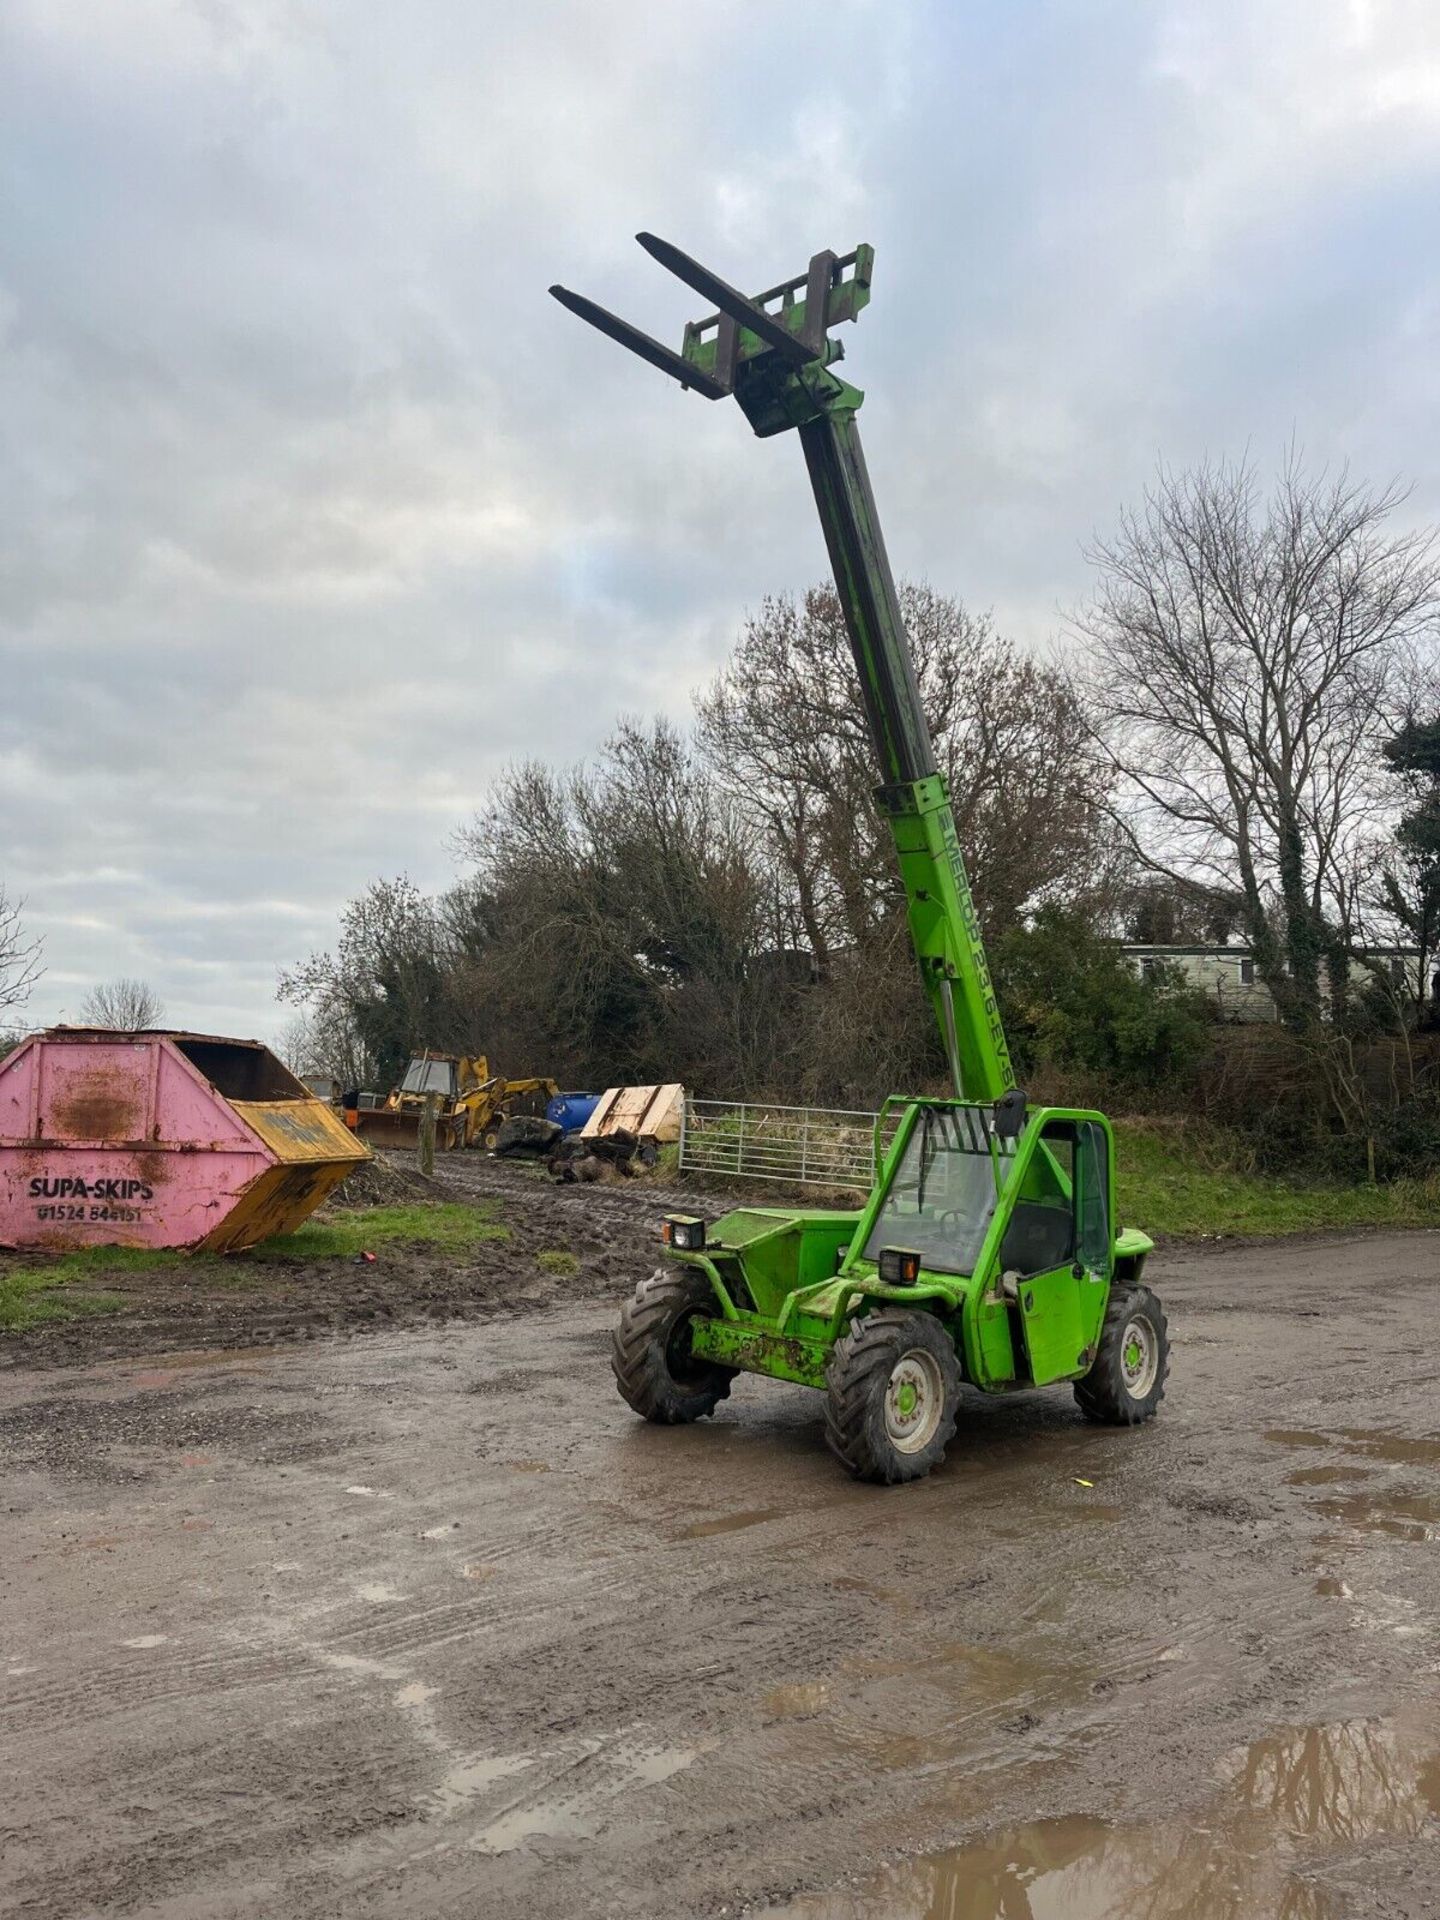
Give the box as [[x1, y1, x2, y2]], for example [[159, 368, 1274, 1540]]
[[1267, 1430, 1440, 1541], [796, 1640, 1103, 1774], [1337, 1428, 1440, 1467], [433, 1749, 533, 1816], [1287, 1465, 1376, 1486], [681, 1508, 786, 1539], [469, 1738, 699, 1854], [764, 1716, 1440, 1918], [153, 1345, 272, 1368], [129, 1346, 272, 1388], [1269, 1427, 1440, 1468], [765, 1680, 832, 1720], [319, 1651, 386, 1677], [1313, 1491, 1440, 1543]]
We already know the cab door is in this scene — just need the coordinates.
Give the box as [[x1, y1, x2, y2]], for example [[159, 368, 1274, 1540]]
[[1000, 1120, 1111, 1386]]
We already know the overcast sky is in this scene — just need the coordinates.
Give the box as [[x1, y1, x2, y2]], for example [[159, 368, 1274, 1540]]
[[3, 0, 1439, 1039]]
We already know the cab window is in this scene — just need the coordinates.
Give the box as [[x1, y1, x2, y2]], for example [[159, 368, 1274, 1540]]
[[998, 1121, 1076, 1276]]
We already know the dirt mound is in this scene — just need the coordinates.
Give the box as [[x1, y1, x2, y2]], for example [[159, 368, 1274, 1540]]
[[331, 1152, 439, 1209]]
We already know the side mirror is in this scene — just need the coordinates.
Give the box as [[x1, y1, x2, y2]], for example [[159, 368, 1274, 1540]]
[[993, 1088, 1027, 1140]]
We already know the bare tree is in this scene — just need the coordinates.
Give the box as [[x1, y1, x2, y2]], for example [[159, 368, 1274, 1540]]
[[696, 583, 1114, 971], [1080, 455, 1440, 1030], [276, 1007, 376, 1089], [0, 887, 43, 1025], [79, 977, 165, 1029]]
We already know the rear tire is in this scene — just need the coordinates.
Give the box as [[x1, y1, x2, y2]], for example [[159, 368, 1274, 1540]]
[[824, 1309, 961, 1485], [612, 1268, 736, 1425], [1074, 1285, 1169, 1425]]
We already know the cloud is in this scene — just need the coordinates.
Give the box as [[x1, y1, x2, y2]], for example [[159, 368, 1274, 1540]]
[[2, 0, 1438, 1036]]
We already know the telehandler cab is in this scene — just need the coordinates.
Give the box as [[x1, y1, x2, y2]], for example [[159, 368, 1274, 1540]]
[[551, 238, 1169, 1482]]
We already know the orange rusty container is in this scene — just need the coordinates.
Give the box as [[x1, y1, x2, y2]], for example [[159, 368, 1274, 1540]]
[[0, 1027, 370, 1253]]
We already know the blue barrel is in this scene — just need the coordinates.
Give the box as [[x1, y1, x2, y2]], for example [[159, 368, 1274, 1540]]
[[546, 1091, 601, 1134]]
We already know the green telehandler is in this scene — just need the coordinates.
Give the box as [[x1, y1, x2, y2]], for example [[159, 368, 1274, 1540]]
[[550, 237, 1169, 1483]]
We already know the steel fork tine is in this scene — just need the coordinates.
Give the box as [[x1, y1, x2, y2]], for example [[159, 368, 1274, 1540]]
[[634, 233, 816, 368], [548, 284, 730, 399]]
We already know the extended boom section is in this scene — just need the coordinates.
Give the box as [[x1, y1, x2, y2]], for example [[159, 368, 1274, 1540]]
[[550, 236, 1012, 1100]]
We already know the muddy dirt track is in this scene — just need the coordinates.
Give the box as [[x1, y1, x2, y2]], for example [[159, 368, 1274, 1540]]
[[2, 1203, 1439, 1917], [0, 1154, 687, 1369]]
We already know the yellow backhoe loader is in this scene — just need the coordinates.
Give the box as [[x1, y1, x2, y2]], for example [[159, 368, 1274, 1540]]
[[348, 1053, 558, 1152]]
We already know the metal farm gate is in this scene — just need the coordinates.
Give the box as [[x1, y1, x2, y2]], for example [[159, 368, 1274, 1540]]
[[679, 1099, 897, 1190]]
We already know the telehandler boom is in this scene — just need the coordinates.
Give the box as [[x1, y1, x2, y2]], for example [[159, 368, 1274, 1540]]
[[551, 239, 1169, 1482]]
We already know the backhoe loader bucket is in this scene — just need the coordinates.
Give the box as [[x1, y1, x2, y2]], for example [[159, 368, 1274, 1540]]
[[353, 1106, 426, 1151]]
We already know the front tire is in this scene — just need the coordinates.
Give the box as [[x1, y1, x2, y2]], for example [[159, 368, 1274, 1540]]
[[612, 1267, 736, 1425], [824, 1309, 961, 1485], [1074, 1285, 1169, 1425]]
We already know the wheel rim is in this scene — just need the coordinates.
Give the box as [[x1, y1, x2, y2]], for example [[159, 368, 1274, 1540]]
[[883, 1349, 945, 1454], [1120, 1315, 1158, 1399]]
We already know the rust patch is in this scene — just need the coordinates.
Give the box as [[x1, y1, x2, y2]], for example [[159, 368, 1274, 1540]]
[[51, 1071, 142, 1141]]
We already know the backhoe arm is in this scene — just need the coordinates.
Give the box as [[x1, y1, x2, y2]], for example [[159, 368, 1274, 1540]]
[[550, 239, 1014, 1101]]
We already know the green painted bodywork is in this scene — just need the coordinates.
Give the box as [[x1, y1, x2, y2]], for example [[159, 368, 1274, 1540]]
[[551, 237, 1155, 1413], [681, 1100, 1153, 1394]]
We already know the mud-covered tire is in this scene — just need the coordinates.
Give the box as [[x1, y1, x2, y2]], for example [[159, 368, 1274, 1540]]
[[823, 1309, 961, 1485], [1074, 1285, 1169, 1425], [494, 1115, 562, 1157], [611, 1267, 736, 1425]]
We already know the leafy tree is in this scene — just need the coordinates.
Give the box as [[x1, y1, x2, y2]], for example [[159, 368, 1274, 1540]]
[[452, 719, 777, 1089], [991, 910, 1213, 1094], [278, 878, 454, 1086], [1374, 715, 1440, 1023]]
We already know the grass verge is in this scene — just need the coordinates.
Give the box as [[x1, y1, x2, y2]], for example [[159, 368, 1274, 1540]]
[[1116, 1120, 1440, 1238], [253, 1202, 509, 1261], [0, 1244, 173, 1330]]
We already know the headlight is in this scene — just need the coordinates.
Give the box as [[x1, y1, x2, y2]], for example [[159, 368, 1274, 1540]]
[[877, 1246, 922, 1286], [664, 1215, 706, 1252]]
